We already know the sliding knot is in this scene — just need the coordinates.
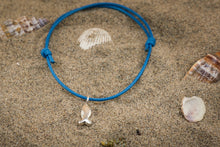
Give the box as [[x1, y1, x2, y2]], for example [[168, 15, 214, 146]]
[[145, 36, 156, 51], [41, 48, 55, 63]]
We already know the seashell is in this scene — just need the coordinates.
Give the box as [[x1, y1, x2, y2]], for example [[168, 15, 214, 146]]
[[0, 16, 48, 40], [78, 103, 92, 125], [185, 52, 220, 83], [78, 28, 112, 50], [181, 96, 206, 122]]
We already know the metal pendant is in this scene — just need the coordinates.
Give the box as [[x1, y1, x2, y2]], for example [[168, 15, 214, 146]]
[[78, 97, 92, 126]]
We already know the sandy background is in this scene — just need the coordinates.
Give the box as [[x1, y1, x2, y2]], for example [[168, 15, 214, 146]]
[[0, 0, 219, 146]]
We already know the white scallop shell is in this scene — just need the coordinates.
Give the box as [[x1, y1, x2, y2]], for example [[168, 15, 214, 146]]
[[78, 28, 112, 50], [181, 96, 206, 122]]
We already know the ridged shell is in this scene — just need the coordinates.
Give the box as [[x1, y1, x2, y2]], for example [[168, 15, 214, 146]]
[[185, 52, 220, 83], [78, 28, 112, 50], [181, 96, 206, 122], [0, 16, 48, 40]]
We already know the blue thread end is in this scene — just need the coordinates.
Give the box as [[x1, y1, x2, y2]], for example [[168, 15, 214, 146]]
[[145, 36, 156, 51], [41, 48, 55, 63]]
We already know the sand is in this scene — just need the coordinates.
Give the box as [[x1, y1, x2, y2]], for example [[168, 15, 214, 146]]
[[0, 0, 219, 146]]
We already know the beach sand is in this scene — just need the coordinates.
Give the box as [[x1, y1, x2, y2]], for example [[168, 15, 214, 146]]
[[0, 0, 219, 146]]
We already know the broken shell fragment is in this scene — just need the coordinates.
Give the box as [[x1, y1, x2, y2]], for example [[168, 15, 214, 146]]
[[0, 16, 49, 40], [181, 96, 206, 122], [78, 28, 112, 50], [185, 52, 220, 83]]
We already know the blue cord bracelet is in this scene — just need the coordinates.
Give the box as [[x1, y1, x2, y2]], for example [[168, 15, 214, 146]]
[[41, 2, 156, 102]]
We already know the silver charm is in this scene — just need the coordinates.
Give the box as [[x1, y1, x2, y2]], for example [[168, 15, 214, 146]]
[[78, 97, 92, 125]]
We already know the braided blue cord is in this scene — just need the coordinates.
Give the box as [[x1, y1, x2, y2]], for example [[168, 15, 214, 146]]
[[41, 2, 156, 101]]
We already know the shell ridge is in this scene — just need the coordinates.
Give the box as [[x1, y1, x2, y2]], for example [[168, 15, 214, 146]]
[[78, 28, 112, 50]]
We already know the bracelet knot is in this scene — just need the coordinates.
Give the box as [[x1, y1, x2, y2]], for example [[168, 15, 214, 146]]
[[41, 48, 55, 63], [145, 36, 156, 51]]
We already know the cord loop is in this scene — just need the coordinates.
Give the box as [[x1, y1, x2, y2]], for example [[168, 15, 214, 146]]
[[41, 48, 55, 63], [41, 2, 156, 101], [145, 36, 156, 51]]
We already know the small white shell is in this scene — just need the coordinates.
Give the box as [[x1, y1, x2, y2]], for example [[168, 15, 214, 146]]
[[78, 28, 112, 50], [181, 96, 206, 122]]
